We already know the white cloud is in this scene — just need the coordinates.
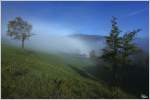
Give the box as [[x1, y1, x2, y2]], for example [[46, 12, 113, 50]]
[[125, 8, 147, 18]]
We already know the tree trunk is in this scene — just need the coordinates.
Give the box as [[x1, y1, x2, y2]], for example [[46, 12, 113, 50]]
[[22, 39, 25, 49], [112, 62, 118, 97], [112, 63, 117, 86]]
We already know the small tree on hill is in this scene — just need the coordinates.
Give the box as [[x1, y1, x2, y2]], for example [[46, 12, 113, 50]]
[[90, 50, 96, 59], [7, 17, 32, 49]]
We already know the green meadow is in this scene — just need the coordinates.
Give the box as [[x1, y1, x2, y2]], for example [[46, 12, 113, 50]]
[[1, 44, 133, 99]]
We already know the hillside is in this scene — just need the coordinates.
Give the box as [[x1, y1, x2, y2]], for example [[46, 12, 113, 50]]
[[1, 44, 134, 99]]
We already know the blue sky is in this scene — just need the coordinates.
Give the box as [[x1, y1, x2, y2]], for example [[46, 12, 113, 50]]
[[2, 1, 149, 38]]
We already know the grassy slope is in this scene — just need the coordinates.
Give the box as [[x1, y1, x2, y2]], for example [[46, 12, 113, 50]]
[[2, 44, 133, 99]]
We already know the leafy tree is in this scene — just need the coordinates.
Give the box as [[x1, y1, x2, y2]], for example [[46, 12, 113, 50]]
[[7, 17, 32, 48], [119, 29, 141, 84], [90, 50, 96, 59], [121, 29, 141, 66], [101, 16, 122, 85]]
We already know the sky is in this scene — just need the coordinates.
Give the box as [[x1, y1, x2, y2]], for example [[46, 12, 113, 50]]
[[1, 1, 149, 38]]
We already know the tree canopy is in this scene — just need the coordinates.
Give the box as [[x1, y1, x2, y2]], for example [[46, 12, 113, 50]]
[[7, 17, 32, 48]]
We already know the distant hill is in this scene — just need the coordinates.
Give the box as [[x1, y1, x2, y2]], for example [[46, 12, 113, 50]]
[[70, 34, 149, 55], [70, 34, 106, 41], [69, 34, 106, 56], [133, 37, 149, 53]]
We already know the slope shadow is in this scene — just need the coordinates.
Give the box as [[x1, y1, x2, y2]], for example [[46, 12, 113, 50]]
[[68, 64, 98, 81]]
